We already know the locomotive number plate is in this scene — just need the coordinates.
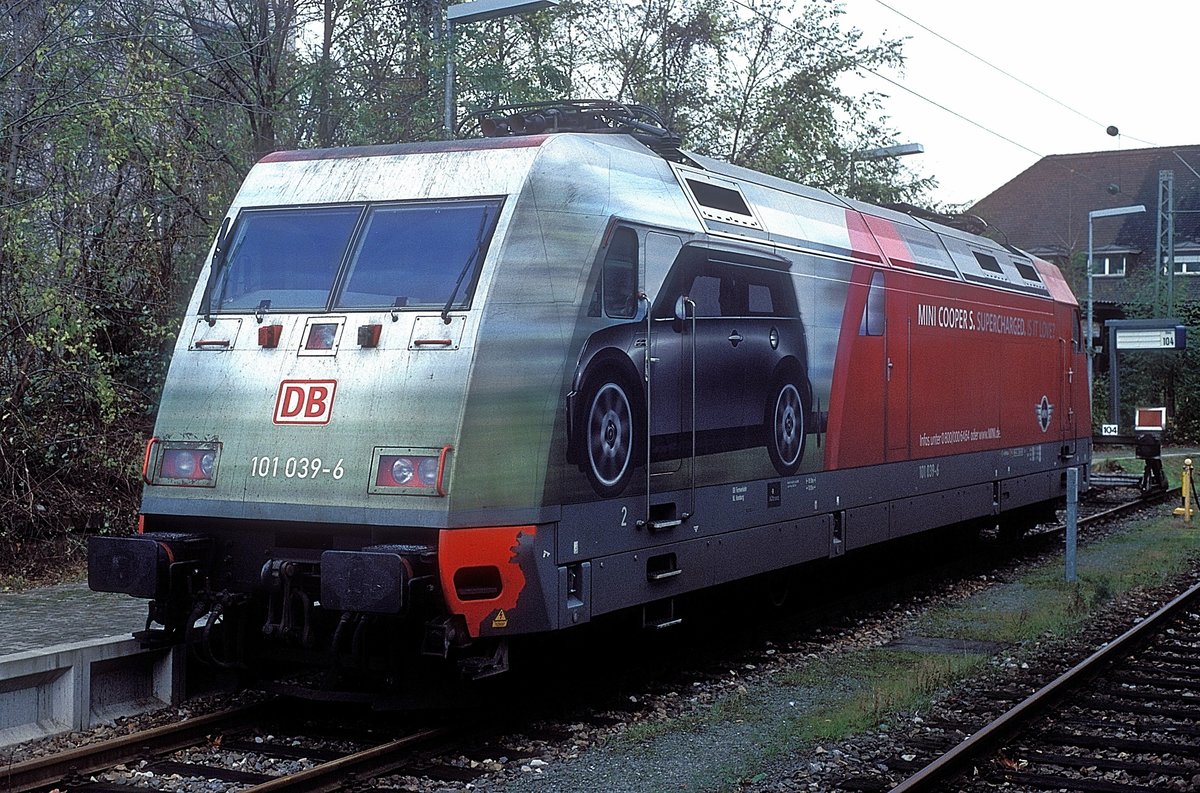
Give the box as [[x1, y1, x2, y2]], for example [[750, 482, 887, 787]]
[[251, 456, 345, 480]]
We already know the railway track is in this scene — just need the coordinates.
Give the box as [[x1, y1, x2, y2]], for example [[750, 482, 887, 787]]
[[1019, 484, 1179, 548], [4, 485, 1178, 793], [891, 575, 1200, 792], [1, 699, 450, 793], [2, 704, 266, 792]]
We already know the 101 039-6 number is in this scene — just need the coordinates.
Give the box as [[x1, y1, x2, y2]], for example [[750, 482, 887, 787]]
[[251, 456, 344, 480]]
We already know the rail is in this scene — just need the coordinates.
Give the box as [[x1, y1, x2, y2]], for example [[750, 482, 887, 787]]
[[2, 703, 269, 793], [889, 576, 1200, 792], [239, 727, 450, 793]]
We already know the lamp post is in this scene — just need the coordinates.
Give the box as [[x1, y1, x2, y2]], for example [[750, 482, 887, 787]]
[[848, 143, 923, 195], [443, 0, 559, 137], [1086, 204, 1146, 407], [852, 143, 925, 160]]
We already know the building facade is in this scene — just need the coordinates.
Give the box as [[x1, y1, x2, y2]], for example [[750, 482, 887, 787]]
[[970, 145, 1200, 331], [970, 145, 1200, 434]]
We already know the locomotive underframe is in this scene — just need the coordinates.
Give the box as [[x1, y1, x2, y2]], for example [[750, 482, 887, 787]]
[[92, 437, 1085, 683]]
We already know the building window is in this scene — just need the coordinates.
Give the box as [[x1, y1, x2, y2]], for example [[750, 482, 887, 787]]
[[1091, 255, 1126, 277], [1173, 256, 1200, 276]]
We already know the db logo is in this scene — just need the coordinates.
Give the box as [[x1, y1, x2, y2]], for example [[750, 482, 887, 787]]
[[273, 380, 337, 425]]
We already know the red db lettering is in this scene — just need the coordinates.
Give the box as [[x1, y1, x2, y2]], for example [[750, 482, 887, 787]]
[[279, 385, 306, 418], [273, 380, 337, 425], [304, 386, 329, 418]]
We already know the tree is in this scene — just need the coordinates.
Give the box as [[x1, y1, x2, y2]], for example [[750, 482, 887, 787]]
[[299, 0, 445, 145], [0, 0, 936, 573], [0, 1, 232, 561], [548, 0, 932, 203], [562, 0, 731, 132], [140, 0, 315, 158], [694, 0, 931, 202]]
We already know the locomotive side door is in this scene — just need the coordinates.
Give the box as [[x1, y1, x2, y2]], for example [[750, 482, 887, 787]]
[[885, 275, 910, 459], [644, 233, 684, 492], [650, 255, 752, 461], [647, 310, 683, 475], [1059, 306, 1080, 443], [646, 249, 711, 526]]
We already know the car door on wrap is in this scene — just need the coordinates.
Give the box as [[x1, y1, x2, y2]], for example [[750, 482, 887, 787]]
[[650, 248, 811, 475]]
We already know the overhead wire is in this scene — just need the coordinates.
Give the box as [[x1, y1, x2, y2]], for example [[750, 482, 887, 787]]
[[726, 0, 1045, 159], [726, 0, 1178, 204], [865, 0, 1159, 148]]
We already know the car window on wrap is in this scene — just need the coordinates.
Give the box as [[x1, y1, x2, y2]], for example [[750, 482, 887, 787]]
[[208, 206, 363, 312], [335, 199, 502, 314]]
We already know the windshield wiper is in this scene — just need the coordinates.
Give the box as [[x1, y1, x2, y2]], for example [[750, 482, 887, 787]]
[[202, 217, 233, 325], [440, 209, 491, 325]]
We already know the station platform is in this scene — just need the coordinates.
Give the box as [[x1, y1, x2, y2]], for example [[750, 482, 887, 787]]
[[0, 580, 147, 658], [0, 582, 182, 748]]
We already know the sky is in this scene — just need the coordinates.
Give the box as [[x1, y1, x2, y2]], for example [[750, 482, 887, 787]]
[[836, 0, 1200, 208]]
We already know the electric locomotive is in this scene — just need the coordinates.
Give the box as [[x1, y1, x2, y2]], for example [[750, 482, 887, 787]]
[[89, 102, 1091, 682]]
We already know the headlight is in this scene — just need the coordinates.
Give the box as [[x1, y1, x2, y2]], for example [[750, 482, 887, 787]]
[[418, 457, 439, 487], [371, 446, 452, 496], [165, 450, 196, 478], [391, 457, 415, 485], [149, 441, 221, 487]]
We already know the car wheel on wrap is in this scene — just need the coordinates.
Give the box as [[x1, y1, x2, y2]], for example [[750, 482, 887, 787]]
[[765, 374, 807, 475], [581, 370, 639, 497]]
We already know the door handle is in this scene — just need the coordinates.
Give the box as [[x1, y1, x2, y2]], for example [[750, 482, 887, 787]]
[[728, 330, 743, 347]]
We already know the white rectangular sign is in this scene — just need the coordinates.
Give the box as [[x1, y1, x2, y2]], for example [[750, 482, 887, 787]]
[[1115, 328, 1180, 350]]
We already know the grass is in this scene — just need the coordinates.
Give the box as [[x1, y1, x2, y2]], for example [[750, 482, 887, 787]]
[[777, 650, 989, 742], [593, 506, 1200, 791], [918, 515, 1200, 644]]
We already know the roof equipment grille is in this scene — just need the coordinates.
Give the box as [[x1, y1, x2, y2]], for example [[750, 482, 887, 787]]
[[465, 99, 684, 160]]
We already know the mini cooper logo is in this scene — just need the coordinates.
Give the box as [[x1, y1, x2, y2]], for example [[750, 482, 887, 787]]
[[1036, 395, 1054, 433]]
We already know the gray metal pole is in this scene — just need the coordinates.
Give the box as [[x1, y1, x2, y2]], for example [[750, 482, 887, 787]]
[[1065, 466, 1078, 583], [1086, 216, 1094, 409], [443, 21, 456, 137], [1108, 324, 1120, 427]]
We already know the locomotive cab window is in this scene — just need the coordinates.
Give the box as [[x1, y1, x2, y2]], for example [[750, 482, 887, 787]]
[[337, 200, 500, 310], [204, 199, 502, 314], [208, 206, 362, 311]]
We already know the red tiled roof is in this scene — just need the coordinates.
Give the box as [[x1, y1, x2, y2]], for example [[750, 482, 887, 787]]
[[969, 145, 1200, 258]]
